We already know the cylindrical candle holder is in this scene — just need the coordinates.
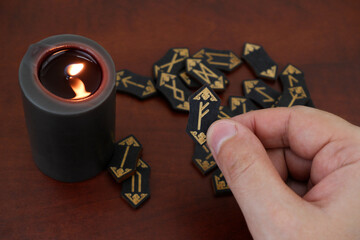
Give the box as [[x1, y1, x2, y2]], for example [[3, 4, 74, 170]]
[[19, 34, 116, 182]]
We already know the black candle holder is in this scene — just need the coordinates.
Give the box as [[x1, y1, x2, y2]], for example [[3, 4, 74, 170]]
[[19, 34, 116, 182]]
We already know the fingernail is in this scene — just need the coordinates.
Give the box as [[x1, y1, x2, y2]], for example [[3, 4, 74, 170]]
[[207, 120, 237, 155]]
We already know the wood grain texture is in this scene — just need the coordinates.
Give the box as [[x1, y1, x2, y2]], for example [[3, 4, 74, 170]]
[[0, 0, 359, 239]]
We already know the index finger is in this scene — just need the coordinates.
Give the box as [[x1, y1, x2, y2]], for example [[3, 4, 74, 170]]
[[231, 106, 354, 160]]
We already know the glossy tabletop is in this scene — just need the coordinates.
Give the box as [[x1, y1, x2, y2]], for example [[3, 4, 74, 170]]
[[0, 1, 359, 239]]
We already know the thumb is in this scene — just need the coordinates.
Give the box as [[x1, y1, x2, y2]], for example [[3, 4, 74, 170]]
[[207, 119, 303, 237]]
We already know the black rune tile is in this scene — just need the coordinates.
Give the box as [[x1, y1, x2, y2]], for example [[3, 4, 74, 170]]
[[116, 70, 157, 99], [241, 43, 278, 81], [153, 48, 189, 80], [186, 58, 227, 92], [156, 72, 192, 112], [121, 159, 150, 209], [108, 135, 142, 183], [186, 85, 221, 145], [192, 143, 217, 175], [192, 48, 242, 72], [243, 79, 281, 108]]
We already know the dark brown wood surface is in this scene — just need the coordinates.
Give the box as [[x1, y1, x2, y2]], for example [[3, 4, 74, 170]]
[[1, 1, 359, 239]]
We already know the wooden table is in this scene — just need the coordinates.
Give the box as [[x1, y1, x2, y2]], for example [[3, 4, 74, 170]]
[[1, 1, 359, 239]]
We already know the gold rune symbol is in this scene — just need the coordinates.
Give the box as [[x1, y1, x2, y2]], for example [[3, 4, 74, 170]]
[[193, 87, 218, 101], [231, 97, 247, 113], [177, 101, 189, 111], [271, 96, 282, 108], [187, 58, 201, 71], [255, 87, 274, 102], [131, 172, 142, 192], [116, 71, 125, 87], [218, 106, 231, 119], [214, 173, 229, 190], [143, 80, 156, 96], [159, 73, 185, 101], [187, 59, 224, 88], [193, 50, 240, 69], [179, 72, 191, 85], [207, 52, 241, 69], [137, 159, 149, 169], [244, 43, 260, 55], [244, 80, 259, 94], [194, 140, 216, 172], [110, 136, 141, 178], [197, 102, 210, 130], [111, 144, 132, 178], [282, 64, 302, 75], [288, 86, 307, 107], [173, 48, 189, 57], [192, 49, 205, 58], [124, 193, 148, 206], [123, 159, 149, 206], [207, 52, 230, 66], [287, 75, 299, 87], [202, 145, 212, 160], [194, 64, 220, 85], [229, 52, 242, 69], [119, 136, 140, 147], [195, 159, 216, 171], [190, 131, 207, 145], [164, 52, 183, 73], [188, 86, 219, 145], [260, 65, 277, 78], [121, 76, 145, 88], [116, 71, 156, 97], [153, 65, 161, 78], [110, 167, 132, 178]]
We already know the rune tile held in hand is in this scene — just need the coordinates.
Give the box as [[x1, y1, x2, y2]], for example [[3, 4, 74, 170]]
[[186, 85, 221, 145], [212, 168, 232, 196], [121, 159, 150, 209], [192, 143, 217, 175], [108, 135, 142, 183]]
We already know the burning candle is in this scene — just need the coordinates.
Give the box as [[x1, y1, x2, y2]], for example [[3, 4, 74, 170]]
[[19, 34, 116, 182], [38, 49, 101, 100]]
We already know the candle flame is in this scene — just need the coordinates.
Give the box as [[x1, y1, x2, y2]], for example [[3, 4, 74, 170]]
[[65, 63, 90, 99], [69, 78, 91, 100], [66, 63, 84, 76]]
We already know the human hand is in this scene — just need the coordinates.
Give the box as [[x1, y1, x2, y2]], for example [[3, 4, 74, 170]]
[[207, 106, 360, 239]]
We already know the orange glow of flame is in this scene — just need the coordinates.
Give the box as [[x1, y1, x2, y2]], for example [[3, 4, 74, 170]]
[[69, 78, 91, 100], [65, 63, 90, 100], [66, 63, 84, 76]]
